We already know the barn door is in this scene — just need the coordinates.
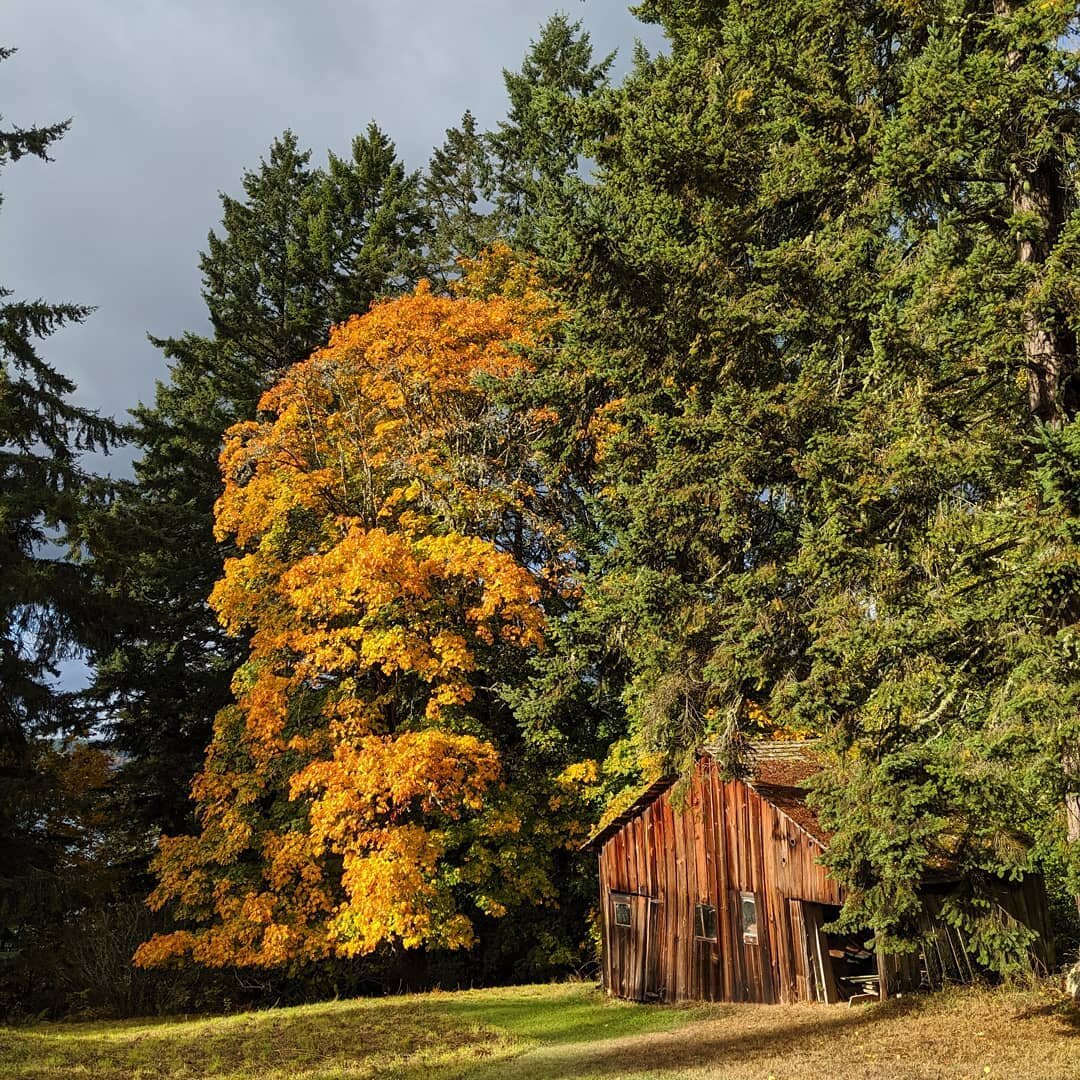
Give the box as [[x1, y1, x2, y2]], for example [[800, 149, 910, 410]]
[[609, 893, 661, 1001], [790, 900, 839, 1004]]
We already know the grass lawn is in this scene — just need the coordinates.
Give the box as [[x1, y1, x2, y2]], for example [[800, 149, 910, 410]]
[[2, 980, 1079, 1079]]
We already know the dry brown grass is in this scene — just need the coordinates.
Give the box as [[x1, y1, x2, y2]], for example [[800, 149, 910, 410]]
[[454, 982, 1080, 1079], [2, 980, 1079, 1079]]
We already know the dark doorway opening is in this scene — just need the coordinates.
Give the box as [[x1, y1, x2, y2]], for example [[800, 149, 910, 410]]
[[821, 916, 878, 1001], [793, 901, 881, 1003]]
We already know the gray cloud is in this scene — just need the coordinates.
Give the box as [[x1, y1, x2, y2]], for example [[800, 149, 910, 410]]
[[4, 1, 663, 473]]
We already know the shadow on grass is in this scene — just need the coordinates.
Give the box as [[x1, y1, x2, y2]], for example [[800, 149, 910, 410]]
[[995, 996, 1080, 1035], [10, 983, 1078, 1080]]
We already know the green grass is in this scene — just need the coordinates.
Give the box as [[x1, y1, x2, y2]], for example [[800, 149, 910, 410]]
[[432, 982, 705, 1047], [0, 996, 498, 1080], [3, 980, 1080, 1079]]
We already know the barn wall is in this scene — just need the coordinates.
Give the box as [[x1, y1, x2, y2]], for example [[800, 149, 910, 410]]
[[598, 758, 843, 1004], [597, 760, 1055, 1005]]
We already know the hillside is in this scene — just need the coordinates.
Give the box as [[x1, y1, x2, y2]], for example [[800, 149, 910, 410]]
[[3, 981, 1079, 1079]]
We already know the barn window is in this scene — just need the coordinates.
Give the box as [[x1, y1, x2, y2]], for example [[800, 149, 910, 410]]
[[695, 903, 717, 941], [613, 900, 632, 928], [740, 892, 758, 945]]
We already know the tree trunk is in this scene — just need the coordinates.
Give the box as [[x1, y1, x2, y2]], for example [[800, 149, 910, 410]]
[[995, 1, 1080, 917], [1007, 160, 1077, 429], [994, 0, 1076, 427]]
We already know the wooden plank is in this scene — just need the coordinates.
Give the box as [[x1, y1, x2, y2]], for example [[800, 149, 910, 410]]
[[691, 768, 709, 999], [682, 789, 695, 1002], [789, 899, 813, 1002], [702, 764, 722, 1000], [713, 773, 735, 1001], [599, 851, 611, 993], [645, 898, 662, 998], [754, 804, 779, 1004], [652, 798, 669, 1001], [644, 802, 656, 900], [804, 903, 839, 1004], [741, 786, 765, 1001], [662, 791, 678, 1002], [631, 894, 647, 1001], [771, 881, 794, 1003]]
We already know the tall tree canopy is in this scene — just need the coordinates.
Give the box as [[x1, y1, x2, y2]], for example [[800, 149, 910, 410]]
[[134, 258, 587, 970], [524, 0, 1080, 961], [0, 45, 118, 959], [488, 14, 614, 251], [90, 129, 432, 840]]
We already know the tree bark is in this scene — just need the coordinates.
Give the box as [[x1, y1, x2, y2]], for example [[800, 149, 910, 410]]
[[994, 0, 1076, 428], [1007, 160, 1077, 429], [994, 1, 1080, 917]]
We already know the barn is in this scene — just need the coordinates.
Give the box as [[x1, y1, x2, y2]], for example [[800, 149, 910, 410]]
[[585, 742, 1052, 1005]]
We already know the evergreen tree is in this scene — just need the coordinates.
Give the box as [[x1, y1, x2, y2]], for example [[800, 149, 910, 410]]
[[533, 0, 1080, 963], [0, 45, 118, 963], [487, 15, 613, 250], [316, 122, 431, 319], [422, 111, 500, 284]]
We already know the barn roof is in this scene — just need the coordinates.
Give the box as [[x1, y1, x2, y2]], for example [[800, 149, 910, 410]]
[[583, 740, 827, 852]]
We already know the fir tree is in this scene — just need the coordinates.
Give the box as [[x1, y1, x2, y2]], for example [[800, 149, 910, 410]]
[[316, 122, 431, 320], [0, 45, 118, 955], [422, 111, 500, 284], [487, 15, 613, 250], [534, 0, 1080, 963]]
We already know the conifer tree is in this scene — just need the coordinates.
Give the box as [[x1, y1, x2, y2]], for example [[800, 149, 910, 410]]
[[317, 122, 431, 321], [487, 15, 613, 250], [0, 45, 118, 955], [422, 111, 500, 284], [537, 0, 1080, 963]]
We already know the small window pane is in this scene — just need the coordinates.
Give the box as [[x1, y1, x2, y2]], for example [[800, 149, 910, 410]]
[[695, 903, 718, 941], [613, 901, 631, 927], [740, 893, 758, 944]]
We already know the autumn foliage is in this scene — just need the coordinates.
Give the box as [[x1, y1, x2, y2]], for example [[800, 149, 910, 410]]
[[135, 260, 572, 969]]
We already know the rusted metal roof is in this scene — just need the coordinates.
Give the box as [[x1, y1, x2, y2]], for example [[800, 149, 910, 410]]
[[582, 740, 826, 852]]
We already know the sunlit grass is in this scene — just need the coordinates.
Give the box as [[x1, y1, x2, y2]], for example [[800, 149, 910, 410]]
[[0, 995, 513, 1079], [3, 979, 1080, 1079]]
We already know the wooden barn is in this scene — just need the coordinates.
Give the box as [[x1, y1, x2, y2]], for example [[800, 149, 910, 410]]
[[585, 742, 1052, 1005]]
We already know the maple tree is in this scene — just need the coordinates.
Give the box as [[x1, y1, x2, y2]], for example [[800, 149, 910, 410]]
[[92, 128, 431, 844], [134, 256, 581, 969]]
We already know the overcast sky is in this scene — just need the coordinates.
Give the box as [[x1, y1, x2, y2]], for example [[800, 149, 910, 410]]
[[4, 1, 664, 474]]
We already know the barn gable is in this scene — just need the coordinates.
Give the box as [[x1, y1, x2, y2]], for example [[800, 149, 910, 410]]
[[585, 740, 827, 854]]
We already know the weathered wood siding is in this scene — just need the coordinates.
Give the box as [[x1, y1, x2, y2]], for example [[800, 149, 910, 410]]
[[598, 757, 843, 1004], [598, 755, 1054, 1004], [597, 756, 1054, 1005]]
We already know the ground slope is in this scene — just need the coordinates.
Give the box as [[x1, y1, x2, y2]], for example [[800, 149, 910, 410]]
[[2, 981, 1079, 1078]]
